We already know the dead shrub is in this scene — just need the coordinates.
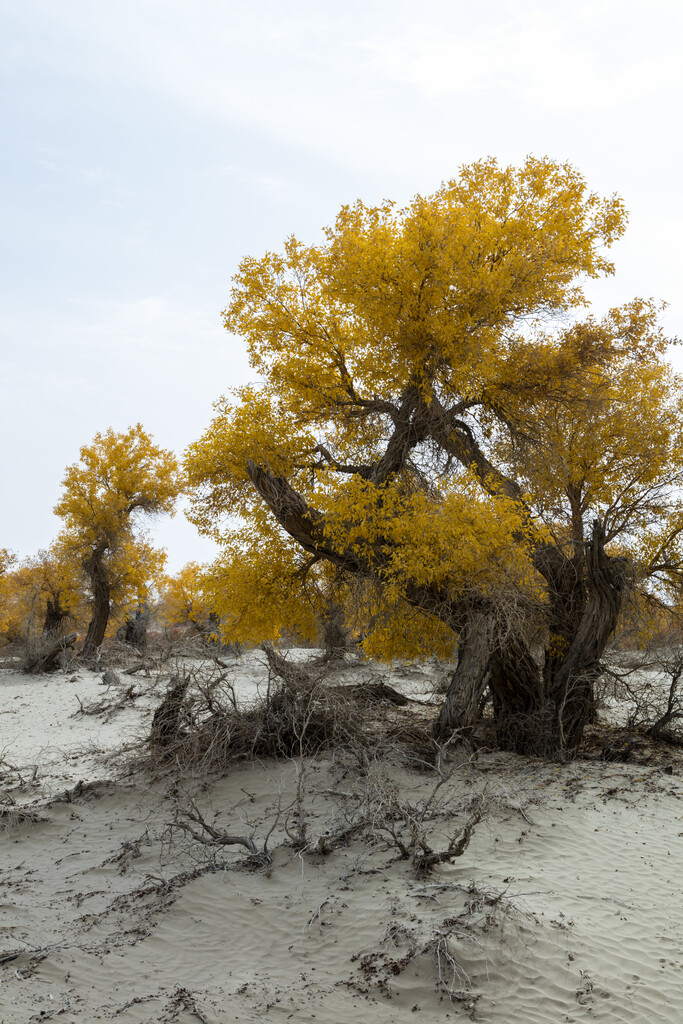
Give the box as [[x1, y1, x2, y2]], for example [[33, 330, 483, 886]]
[[143, 659, 362, 775], [599, 648, 683, 743], [116, 644, 454, 782], [0, 801, 49, 828]]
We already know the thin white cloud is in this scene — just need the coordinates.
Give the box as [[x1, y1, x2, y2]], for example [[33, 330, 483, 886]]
[[361, 6, 682, 111], [5, 0, 679, 186]]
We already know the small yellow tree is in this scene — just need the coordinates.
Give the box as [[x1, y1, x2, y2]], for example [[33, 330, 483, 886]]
[[0, 549, 14, 577], [54, 424, 181, 659]]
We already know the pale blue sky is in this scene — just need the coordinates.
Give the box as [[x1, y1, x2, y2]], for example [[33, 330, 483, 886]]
[[3, 0, 683, 570]]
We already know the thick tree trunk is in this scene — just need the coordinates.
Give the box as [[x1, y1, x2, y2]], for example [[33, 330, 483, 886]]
[[433, 611, 493, 740], [545, 521, 627, 754], [488, 637, 544, 753], [434, 523, 627, 758], [490, 521, 627, 757], [118, 606, 149, 648], [533, 543, 586, 686], [321, 602, 348, 662], [42, 595, 68, 636], [81, 551, 111, 661]]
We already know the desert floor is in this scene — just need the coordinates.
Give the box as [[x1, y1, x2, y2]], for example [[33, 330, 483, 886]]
[[1, 650, 682, 1024]]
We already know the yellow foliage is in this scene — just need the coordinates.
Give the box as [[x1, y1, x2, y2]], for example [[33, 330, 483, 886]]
[[104, 532, 168, 608], [185, 156, 683, 658], [54, 424, 181, 651], [0, 573, 26, 644], [0, 549, 17, 638], [0, 544, 82, 642], [159, 562, 215, 629], [0, 548, 15, 577], [201, 529, 320, 646], [55, 424, 180, 544]]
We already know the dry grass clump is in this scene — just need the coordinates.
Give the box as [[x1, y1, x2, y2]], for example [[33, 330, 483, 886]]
[[0, 799, 49, 828]]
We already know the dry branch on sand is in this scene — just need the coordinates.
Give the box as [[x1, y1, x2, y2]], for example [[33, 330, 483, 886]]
[[72, 684, 140, 720], [320, 745, 484, 878], [169, 802, 261, 859]]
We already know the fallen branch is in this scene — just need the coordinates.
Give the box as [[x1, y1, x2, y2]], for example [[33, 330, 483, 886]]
[[413, 802, 483, 875], [124, 660, 154, 676], [24, 631, 78, 674], [170, 802, 258, 855], [170, 986, 211, 1024], [328, 681, 414, 706], [261, 642, 315, 689], [73, 685, 139, 719]]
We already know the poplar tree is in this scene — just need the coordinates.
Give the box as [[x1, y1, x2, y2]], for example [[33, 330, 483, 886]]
[[55, 424, 180, 659], [187, 157, 683, 756]]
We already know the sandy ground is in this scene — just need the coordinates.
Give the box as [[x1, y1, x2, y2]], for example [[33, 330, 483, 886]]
[[1, 651, 682, 1023]]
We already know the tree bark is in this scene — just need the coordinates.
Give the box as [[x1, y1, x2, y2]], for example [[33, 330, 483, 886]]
[[150, 675, 190, 747], [486, 521, 626, 757], [434, 524, 627, 757], [545, 521, 628, 753], [42, 595, 68, 636], [81, 550, 111, 661], [118, 606, 149, 648], [321, 601, 349, 662], [433, 611, 493, 740], [487, 636, 544, 753]]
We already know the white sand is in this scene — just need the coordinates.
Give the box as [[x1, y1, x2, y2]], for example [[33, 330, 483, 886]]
[[1, 653, 682, 1023]]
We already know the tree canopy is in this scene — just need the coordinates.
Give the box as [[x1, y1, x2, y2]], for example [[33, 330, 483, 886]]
[[186, 156, 683, 756]]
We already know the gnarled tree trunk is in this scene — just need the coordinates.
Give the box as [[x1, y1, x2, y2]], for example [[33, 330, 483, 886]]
[[544, 521, 628, 755], [42, 594, 69, 636], [433, 611, 493, 739], [434, 522, 627, 757], [321, 601, 349, 662], [118, 605, 149, 648], [81, 549, 111, 661]]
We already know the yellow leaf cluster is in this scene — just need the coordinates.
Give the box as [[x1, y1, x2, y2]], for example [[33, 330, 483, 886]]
[[0, 543, 82, 641], [55, 424, 180, 546], [202, 531, 320, 647], [158, 561, 215, 629]]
